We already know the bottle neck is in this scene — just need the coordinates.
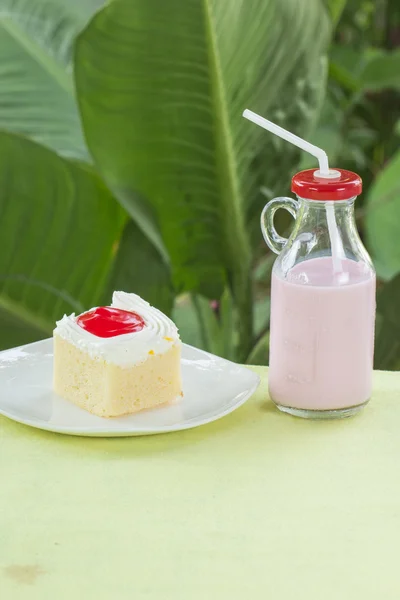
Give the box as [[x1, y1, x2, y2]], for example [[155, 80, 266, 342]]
[[295, 196, 357, 236], [297, 196, 356, 211], [273, 194, 374, 279], [282, 194, 372, 269]]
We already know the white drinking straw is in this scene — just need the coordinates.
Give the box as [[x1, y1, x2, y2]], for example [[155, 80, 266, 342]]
[[243, 109, 344, 272]]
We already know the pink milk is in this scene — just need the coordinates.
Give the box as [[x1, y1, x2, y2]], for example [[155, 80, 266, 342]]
[[269, 257, 376, 412]]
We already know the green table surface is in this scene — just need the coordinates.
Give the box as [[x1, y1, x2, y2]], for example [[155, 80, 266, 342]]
[[1, 367, 400, 599]]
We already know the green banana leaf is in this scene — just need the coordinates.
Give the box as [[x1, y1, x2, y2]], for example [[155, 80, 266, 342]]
[[325, 0, 347, 25], [0, 132, 125, 350], [365, 149, 400, 280], [360, 49, 400, 92], [75, 0, 330, 358], [375, 274, 400, 370], [0, 0, 103, 159], [101, 219, 174, 315]]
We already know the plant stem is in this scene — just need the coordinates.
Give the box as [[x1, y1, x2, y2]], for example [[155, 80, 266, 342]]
[[202, 0, 254, 363], [192, 294, 211, 352]]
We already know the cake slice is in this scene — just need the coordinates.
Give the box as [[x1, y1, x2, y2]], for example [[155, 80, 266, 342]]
[[53, 292, 182, 417]]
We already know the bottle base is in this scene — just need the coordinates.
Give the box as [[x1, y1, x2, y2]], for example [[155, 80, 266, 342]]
[[274, 400, 369, 420]]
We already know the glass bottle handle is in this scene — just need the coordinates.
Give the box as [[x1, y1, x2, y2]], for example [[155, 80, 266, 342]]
[[260, 197, 299, 254]]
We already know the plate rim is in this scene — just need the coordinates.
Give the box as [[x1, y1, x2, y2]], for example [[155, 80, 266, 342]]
[[0, 339, 260, 437]]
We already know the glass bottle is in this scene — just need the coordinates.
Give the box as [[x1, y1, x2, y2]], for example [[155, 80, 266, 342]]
[[261, 169, 376, 419]]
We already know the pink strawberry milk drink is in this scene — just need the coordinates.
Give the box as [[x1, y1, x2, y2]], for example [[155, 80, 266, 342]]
[[243, 109, 376, 419], [263, 169, 376, 418]]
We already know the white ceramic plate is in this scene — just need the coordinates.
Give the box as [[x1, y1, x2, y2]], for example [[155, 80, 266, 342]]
[[0, 339, 260, 437]]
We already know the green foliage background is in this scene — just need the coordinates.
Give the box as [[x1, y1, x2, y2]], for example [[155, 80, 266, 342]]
[[0, 0, 399, 369]]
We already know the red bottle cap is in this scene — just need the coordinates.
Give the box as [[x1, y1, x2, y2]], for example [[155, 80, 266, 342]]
[[291, 169, 362, 201]]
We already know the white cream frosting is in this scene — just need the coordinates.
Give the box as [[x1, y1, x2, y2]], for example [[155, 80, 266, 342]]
[[54, 291, 180, 367]]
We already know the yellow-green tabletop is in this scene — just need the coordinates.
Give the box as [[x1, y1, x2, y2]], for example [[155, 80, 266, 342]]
[[1, 367, 400, 599]]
